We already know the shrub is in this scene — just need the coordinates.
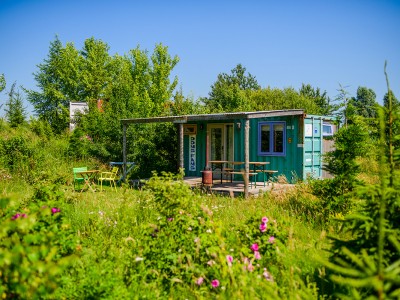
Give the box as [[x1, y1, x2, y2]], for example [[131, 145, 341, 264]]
[[0, 185, 78, 299]]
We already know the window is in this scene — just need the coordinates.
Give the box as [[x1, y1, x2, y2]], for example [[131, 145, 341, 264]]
[[322, 124, 333, 136], [258, 121, 286, 156]]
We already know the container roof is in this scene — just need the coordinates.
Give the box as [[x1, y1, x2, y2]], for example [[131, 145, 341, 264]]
[[121, 109, 308, 124]]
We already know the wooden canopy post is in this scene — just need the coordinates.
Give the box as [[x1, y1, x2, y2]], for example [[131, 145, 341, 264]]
[[178, 123, 184, 171], [123, 123, 127, 182], [244, 119, 250, 198]]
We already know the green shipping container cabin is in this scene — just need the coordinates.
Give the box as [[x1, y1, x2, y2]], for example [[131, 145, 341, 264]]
[[121, 109, 336, 185]]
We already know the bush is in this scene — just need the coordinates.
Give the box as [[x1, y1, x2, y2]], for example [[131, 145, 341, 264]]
[[0, 184, 78, 299]]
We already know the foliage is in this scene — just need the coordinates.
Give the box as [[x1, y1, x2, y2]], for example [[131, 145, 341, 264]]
[[299, 83, 338, 115], [0, 184, 78, 299], [123, 173, 288, 298], [0, 73, 5, 93], [0, 124, 86, 186], [324, 62, 400, 299], [349, 86, 379, 119], [0, 134, 33, 179], [310, 119, 370, 219], [383, 90, 399, 111], [4, 82, 27, 127], [247, 87, 324, 114], [25, 37, 75, 134], [202, 64, 260, 112], [29, 117, 53, 139]]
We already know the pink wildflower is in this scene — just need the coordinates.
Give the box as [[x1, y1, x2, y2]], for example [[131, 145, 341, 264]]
[[268, 236, 275, 243], [211, 279, 220, 288], [259, 223, 267, 232], [261, 216, 269, 223], [196, 277, 204, 285], [167, 218, 173, 222], [226, 255, 233, 266], [247, 264, 254, 272], [11, 213, 27, 220], [51, 208, 61, 214], [250, 243, 259, 252], [207, 260, 216, 266], [254, 251, 261, 260], [11, 213, 21, 220], [263, 269, 274, 282]]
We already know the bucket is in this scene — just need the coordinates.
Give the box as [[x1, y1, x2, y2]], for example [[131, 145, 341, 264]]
[[202, 170, 213, 185]]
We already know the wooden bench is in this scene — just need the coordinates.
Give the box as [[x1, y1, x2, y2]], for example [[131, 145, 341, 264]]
[[255, 170, 278, 185], [211, 169, 235, 184], [228, 171, 258, 188]]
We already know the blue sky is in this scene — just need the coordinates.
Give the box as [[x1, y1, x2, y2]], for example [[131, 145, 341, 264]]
[[1, 0, 399, 115]]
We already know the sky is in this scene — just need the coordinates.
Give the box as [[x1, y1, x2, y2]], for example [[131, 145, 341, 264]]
[[1, 0, 400, 116]]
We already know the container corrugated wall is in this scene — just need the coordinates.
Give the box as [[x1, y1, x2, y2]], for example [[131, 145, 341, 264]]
[[248, 116, 303, 184], [303, 116, 323, 179]]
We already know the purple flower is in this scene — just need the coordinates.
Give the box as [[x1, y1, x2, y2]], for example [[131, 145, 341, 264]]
[[196, 277, 204, 285], [261, 216, 269, 223], [11, 213, 21, 220], [226, 255, 233, 266], [254, 251, 261, 260], [268, 236, 275, 243], [250, 243, 259, 252], [167, 218, 173, 222], [11, 213, 27, 220], [211, 279, 220, 288], [51, 208, 61, 214], [259, 223, 267, 232]]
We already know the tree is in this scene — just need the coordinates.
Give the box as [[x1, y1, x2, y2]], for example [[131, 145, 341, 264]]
[[203, 64, 260, 112], [25, 37, 80, 134], [246, 87, 322, 114], [299, 83, 337, 115], [79, 37, 112, 104], [383, 90, 399, 111], [349, 86, 378, 118], [324, 63, 400, 299], [148, 43, 179, 116], [0, 73, 5, 112], [334, 84, 352, 127], [0, 74, 5, 92], [5, 82, 26, 127]]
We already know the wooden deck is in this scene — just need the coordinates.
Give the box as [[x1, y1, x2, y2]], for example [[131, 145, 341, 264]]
[[183, 176, 293, 197]]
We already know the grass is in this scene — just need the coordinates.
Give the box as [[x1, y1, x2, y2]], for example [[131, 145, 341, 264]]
[[66, 181, 332, 295]]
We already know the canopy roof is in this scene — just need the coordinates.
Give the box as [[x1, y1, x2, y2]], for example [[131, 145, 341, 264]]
[[121, 109, 307, 124]]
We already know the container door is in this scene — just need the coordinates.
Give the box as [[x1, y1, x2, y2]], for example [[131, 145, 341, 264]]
[[209, 124, 224, 161], [208, 124, 234, 179], [303, 117, 323, 179]]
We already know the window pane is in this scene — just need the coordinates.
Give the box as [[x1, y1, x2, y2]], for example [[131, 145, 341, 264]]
[[211, 128, 222, 160], [225, 125, 234, 161], [323, 124, 332, 135], [273, 124, 284, 153], [261, 125, 270, 152]]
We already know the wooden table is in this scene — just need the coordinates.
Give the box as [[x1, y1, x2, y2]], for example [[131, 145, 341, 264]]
[[249, 162, 276, 187], [75, 170, 99, 192], [207, 161, 276, 188]]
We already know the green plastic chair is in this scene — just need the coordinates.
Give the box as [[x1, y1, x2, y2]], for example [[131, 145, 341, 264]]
[[98, 167, 119, 191], [73, 167, 88, 191]]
